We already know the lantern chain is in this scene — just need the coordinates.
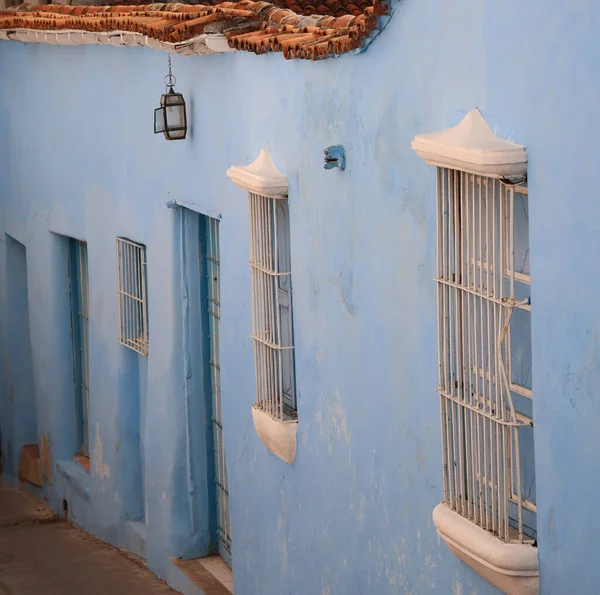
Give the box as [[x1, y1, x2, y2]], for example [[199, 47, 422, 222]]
[[165, 53, 176, 89]]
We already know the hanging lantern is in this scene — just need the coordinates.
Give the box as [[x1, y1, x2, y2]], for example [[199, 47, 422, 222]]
[[154, 54, 187, 141]]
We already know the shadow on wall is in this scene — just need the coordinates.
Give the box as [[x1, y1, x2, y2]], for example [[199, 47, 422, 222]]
[[3, 235, 39, 480]]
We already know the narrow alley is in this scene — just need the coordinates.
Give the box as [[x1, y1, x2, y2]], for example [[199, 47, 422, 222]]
[[0, 482, 175, 594]]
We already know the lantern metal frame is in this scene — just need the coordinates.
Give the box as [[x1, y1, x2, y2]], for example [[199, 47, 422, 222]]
[[154, 54, 187, 141]]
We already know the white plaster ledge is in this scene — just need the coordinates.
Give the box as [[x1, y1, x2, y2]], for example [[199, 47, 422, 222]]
[[251, 404, 298, 465], [433, 504, 539, 595], [0, 29, 236, 57]]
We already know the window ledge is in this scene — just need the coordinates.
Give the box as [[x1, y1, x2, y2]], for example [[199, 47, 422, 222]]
[[251, 404, 298, 465], [174, 555, 233, 594], [56, 460, 91, 501], [433, 503, 538, 595], [125, 520, 147, 561], [74, 455, 90, 473]]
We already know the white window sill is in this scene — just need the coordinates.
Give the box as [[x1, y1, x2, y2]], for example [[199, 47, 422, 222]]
[[251, 404, 298, 465], [433, 503, 539, 595]]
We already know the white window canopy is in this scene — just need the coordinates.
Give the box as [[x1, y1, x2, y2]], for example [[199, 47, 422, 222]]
[[226, 148, 289, 198], [411, 108, 527, 181]]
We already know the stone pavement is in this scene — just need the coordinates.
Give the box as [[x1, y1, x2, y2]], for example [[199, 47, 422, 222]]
[[0, 482, 176, 595]]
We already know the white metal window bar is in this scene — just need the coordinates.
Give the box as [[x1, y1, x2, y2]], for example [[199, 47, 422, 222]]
[[205, 216, 232, 564], [116, 238, 149, 356], [249, 192, 297, 421], [436, 169, 535, 543]]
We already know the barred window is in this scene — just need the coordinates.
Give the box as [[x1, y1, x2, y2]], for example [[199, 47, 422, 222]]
[[248, 192, 297, 421], [116, 238, 149, 356], [436, 170, 534, 543]]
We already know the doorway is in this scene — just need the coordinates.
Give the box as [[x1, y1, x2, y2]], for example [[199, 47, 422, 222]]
[[201, 216, 232, 566]]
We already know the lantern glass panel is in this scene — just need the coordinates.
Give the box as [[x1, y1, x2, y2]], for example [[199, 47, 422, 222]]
[[167, 106, 185, 131], [166, 126, 187, 140], [154, 107, 166, 134], [163, 91, 182, 106], [165, 94, 186, 128]]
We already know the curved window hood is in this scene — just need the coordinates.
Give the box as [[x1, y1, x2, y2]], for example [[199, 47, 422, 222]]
[[226, 149, 289, 199], [433, 504, 539, 595], [411, 108, 527, 180]]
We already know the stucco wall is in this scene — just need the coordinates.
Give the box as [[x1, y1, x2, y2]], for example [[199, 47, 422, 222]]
[[1, 1, 600, 593]]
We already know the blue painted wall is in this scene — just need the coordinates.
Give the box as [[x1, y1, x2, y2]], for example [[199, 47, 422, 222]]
[[1, 0, 600, 593]]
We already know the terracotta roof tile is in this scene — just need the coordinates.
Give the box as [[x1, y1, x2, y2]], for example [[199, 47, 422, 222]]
[[0, 0, 391, 60]]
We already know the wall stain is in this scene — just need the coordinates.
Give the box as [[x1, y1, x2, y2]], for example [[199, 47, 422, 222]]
[[41, 433, 52, 485], [92, 423, 110, 480], [338, 269, 355, 317]]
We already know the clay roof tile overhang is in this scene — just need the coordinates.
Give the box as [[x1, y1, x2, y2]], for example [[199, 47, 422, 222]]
[[0, 0, 392, 59]]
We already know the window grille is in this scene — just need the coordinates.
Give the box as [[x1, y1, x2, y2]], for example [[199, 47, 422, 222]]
[[116, 238, 149, 356], [436, 169, 535, 543], [204, 216, 232, 565], [248, 192, 297, 421], [68, 239, 90, 456]]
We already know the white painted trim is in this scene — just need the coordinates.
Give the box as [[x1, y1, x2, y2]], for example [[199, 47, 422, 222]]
[[205, 34, 235, 53], [433, 504, 539, 595], [226, 149, 288, 198], [412, 109, 527, 179], [0, 29, 236, 57], [251, 404, 298, 465]]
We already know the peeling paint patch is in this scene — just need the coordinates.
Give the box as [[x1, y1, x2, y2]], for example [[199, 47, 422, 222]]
[[314, 389, 354, 468], [338, 269, 355, 317], [358, 494, 366, 524], [18, 443, 42, 487], [41, 433, 52, 485], [329, 390, 352, 446], [92, 423, 110, 480], [277, 506, 289, 577]]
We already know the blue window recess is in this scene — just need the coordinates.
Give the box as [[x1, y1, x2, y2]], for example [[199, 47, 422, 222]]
[[68, 239, 90, 457], [201, 216, 232, 566]]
